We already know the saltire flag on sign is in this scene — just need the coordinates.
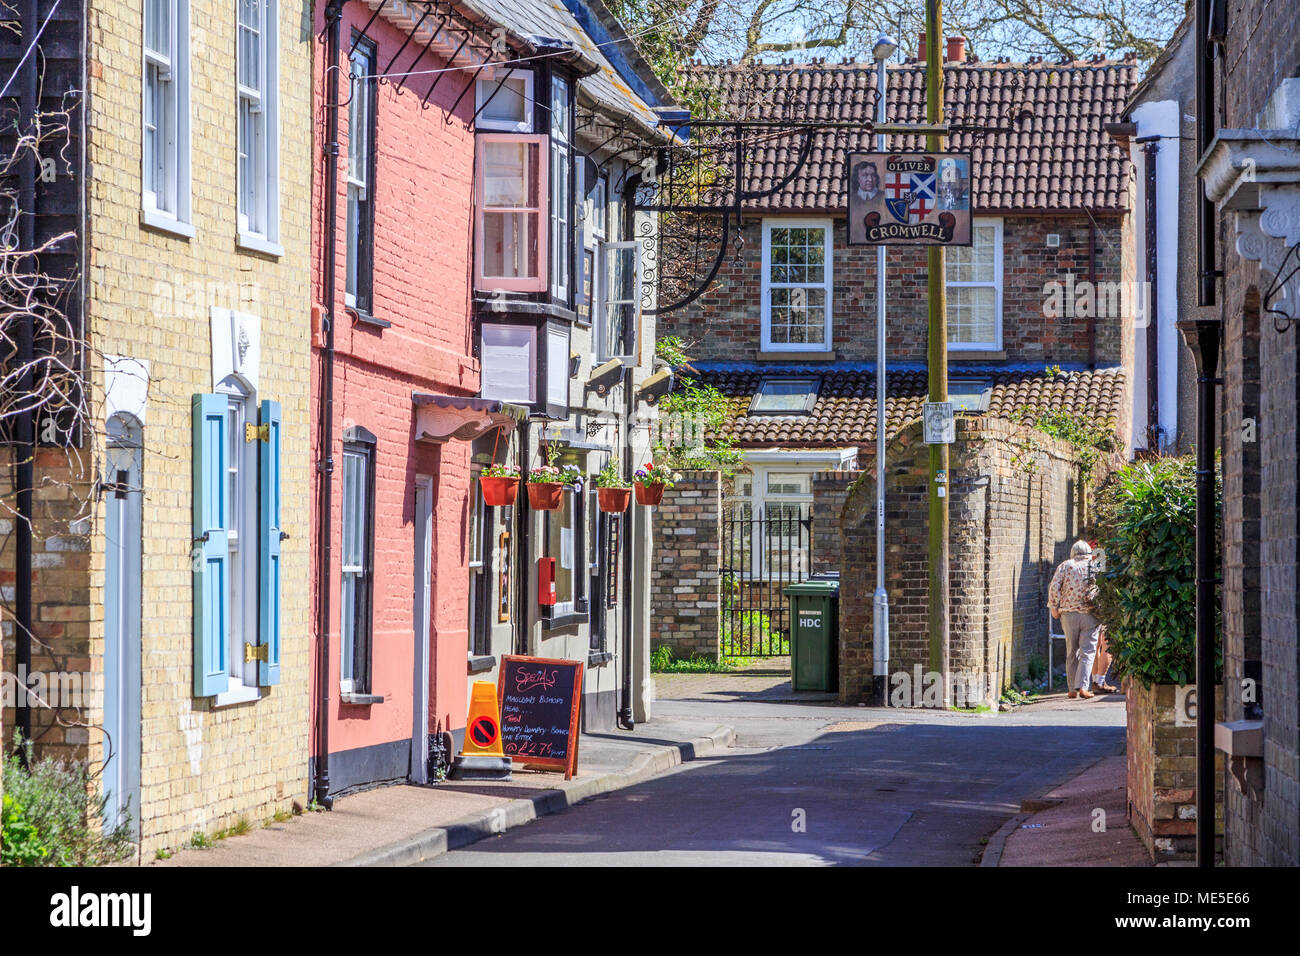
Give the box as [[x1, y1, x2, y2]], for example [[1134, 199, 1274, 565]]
[[908, 173, 936, 223]]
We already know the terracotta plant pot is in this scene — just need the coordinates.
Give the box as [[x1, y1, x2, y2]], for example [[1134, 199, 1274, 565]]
[[480, 475, 519, 507], [526, 481, 564, 511], [597, 487, 632, 513], [634, 482, 665, 506]]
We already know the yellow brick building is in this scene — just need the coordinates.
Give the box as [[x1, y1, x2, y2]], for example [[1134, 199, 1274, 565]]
[[77, 0, 313, 856]]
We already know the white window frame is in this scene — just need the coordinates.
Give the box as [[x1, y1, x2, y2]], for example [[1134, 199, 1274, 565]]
[[945, 217, 1003, 351], [726, 450, 856, 579], [475, 68, 534, 133], [475, 133, 549, 292], [549, 74, 572, 302], [213, 375, 261, 707], [589, 174, 608, 242], [346, 37, 376, 310], [141, 0, 193, 237], [340, 442, 374, 694], [547, 486, 579, 617], [236, 0, 281, 255], [595, 240, 640, 363], [760, 218, 833, 353]]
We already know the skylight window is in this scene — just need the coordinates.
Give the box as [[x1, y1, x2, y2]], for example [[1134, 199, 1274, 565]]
[[948, 377, 992, 413], [749, 378, 820, 415]]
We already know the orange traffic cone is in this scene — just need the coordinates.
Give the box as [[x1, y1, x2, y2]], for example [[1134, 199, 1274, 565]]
[[449, 681, 512, 780]]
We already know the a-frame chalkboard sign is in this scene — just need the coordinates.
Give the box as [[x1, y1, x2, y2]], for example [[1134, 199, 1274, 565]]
[[497, 655, 583, 779]]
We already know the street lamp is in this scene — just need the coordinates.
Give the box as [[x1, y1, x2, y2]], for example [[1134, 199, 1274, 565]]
[[872, 33, 896, 707]]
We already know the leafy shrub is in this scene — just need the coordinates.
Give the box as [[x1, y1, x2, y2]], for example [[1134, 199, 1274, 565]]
[[649, 645, 739, 673], [1093, 455, 1221, 687], [2, 793, 48, 866], [2, 737, 134, 866]]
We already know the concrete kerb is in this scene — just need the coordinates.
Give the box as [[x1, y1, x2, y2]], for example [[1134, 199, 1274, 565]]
[[336, 725, 736, 867], [978, 752, 1118, 867]]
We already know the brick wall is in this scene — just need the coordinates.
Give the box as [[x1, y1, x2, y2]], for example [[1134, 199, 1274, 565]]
[[830, 417, 1088, 704], [650, 472, 721, 660], [1125, 680, 1224, 862], [0, 448, 94, 765], [63, 0, 316, 856], [661, 214, 1128, 367], [1216, 0, 1300, 867]]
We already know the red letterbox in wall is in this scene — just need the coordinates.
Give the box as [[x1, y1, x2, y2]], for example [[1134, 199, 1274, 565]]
[[538, 557, 556, 606]]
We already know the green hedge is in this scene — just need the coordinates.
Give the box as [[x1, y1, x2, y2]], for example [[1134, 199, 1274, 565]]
[[1093, 454, 1221, 687]]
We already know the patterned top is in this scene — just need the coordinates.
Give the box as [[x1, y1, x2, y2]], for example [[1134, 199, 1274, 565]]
[[1048, 557, 1096, 614]]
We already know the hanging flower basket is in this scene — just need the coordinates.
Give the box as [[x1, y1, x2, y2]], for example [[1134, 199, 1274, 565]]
[[527, 482, 565, 511], [480, 475, 519, 507], [598, 487, 632, 513], [634, 482, 665, 506]]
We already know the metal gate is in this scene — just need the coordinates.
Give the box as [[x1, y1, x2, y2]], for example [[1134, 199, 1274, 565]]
[[720, 507, 811, 658]]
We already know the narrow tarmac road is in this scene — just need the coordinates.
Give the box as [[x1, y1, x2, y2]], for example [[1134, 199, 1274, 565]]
[[421, 693, 1125, 867]]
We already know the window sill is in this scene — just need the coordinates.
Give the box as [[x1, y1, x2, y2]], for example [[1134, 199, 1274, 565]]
[[236, 231, 285, 258], [758, 350, 837, 362], [341, 692, 385, 706], [474, 295, 577, 323], [140, 207, 195, 239], [467, 654, 496, 674], [949, 349, 1006, 361], [542, 611, 588, 631], [350, 308, 391, 329], [213, 683, 262, 708], [588, 651, 613, 666]]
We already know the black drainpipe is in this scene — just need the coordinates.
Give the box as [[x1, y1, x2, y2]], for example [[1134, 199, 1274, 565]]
[[312, 0, 345, 809], [1142, 139, 1160, 448], [617, 178, 638, 731], [515, 425, 530, 657], [14, 0, 39, 751]]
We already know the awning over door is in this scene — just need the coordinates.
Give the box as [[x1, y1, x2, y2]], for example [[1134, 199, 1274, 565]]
[[412, 392, 525, 444]]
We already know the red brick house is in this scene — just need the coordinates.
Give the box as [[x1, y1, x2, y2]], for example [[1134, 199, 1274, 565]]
[[309, 0, 675, 801], [663, 47, 1139, 542], [309, 0, 511, 799]]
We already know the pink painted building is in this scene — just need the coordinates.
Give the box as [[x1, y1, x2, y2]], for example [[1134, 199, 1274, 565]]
[[309, 0, 516, 799]]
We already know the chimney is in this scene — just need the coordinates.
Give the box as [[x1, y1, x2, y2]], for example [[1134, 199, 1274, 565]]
[[918, 31, 928, 61], [947, 36, 967, 62]]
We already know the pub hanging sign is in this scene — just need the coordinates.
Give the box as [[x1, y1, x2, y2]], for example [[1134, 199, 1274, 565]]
[[847, 152, 973, 247]]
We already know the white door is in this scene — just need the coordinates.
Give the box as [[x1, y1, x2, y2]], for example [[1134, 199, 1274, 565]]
[[103, 413, 142, 837], [410, 476, 434, 783]]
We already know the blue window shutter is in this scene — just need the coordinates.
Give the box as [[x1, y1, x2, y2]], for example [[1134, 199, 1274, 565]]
[[192, 393, 230, 697], [258, 399, 282, 685]]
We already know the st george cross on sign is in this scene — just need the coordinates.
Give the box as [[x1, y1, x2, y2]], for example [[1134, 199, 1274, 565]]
[[847, 152, 973, 246]]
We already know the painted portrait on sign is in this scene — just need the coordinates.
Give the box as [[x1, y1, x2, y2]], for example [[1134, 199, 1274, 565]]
[[847, 152, 972, 246]]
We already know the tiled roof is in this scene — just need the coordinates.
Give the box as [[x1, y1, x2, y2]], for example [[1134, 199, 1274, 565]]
[[697, 365, 1126, 446], [684, 58, 1138, 212]]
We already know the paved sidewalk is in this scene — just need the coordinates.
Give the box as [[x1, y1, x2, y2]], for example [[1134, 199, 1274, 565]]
[[654, 671, 836, 704], [152, 717, 733, 867], [984, 753, 1152, 867]]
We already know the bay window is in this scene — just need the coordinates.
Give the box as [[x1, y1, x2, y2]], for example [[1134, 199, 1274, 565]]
[[761, 219, 833, 351], [476, 68, 534, 133], [946, 218, 1003, 350], [549, 74, 573, 302], [475, 134, 548, 291]]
